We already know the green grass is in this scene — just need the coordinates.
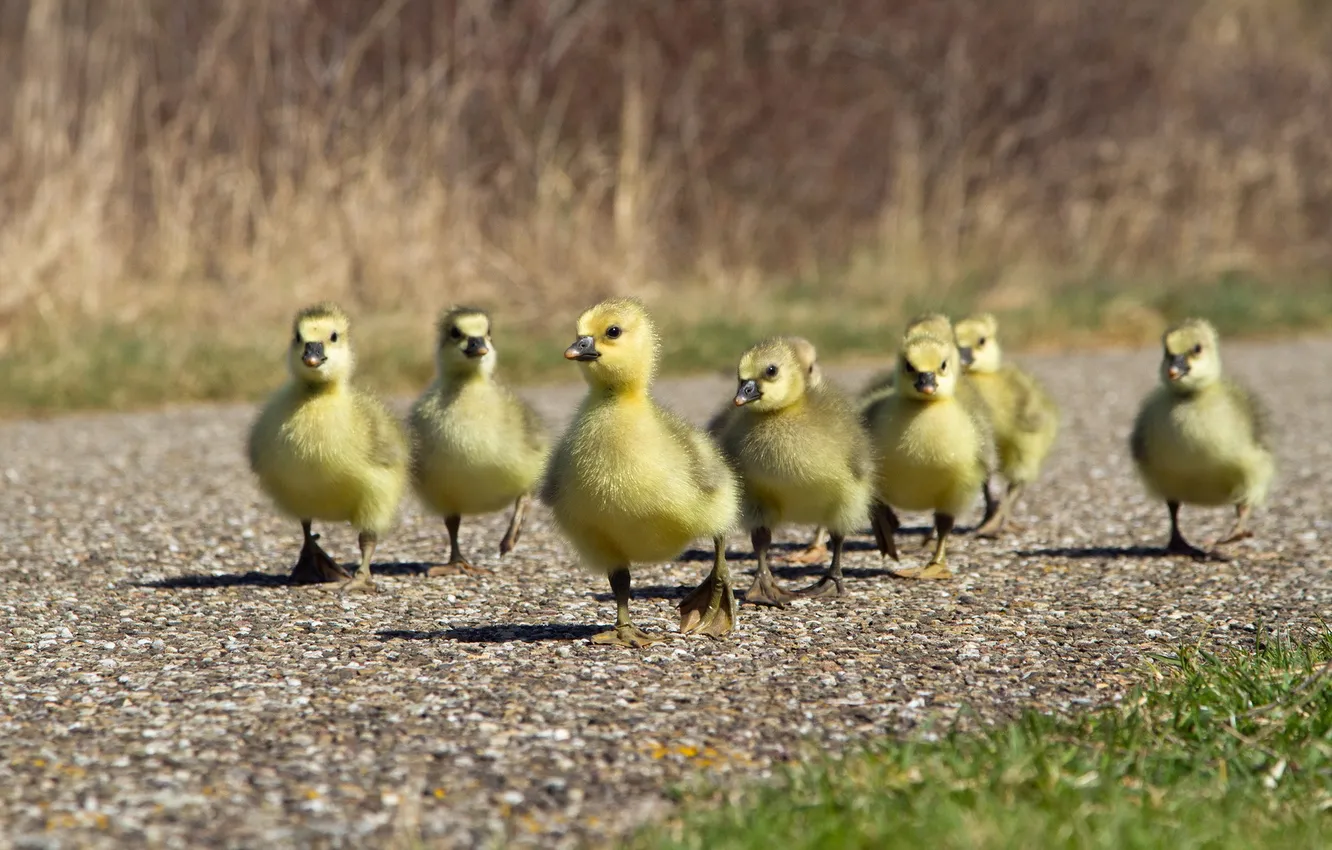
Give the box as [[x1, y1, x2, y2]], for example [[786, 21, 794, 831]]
[[3, 273, 1331, 418], [632, 629, 1332, 850]]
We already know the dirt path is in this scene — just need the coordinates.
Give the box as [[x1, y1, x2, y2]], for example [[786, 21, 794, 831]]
[[3, 338, 1330, 848]]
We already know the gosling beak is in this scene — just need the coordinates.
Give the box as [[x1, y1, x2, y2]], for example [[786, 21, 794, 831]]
[[958, 347, 974, 367], [733, 379, 762, 406], [1166, 353, 1190, 381], [913, 372, 937, 395], [565, 335, 600, 361], [463, 336, 490, 358], [302, 341, 326, 368]]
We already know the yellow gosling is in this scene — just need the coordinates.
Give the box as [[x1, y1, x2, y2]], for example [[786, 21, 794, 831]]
[[864, 332, 993, 579], [713, 337, 874, 606], [953, 313, 1059, 537], [1130, 318, 1275, 560], [540, 297, 741, 647], [409, 307, 550, 576], [248, 303, 409, 593]]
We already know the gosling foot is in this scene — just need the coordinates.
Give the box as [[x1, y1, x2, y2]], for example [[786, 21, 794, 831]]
[[427, 557, 493, 577], [743, 571, 798, 608], [1212, 529, 1254, 547], [795, 573, 846, 598], [972, 513, 1008, 538], [289, 535, 352, 585], [782, 543, 829, 566], [890, 561, 954, 581], [339, 572, 380, 595], [1166, 536, 1227, 563], [591, 624, 666, 648], [678, 574, 737, 639]]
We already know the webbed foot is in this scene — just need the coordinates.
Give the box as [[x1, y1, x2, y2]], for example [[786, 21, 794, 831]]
[[679, 575, 737, 638], [743, 570, 797, 608], [289, 533, 352, 585], [890, 561, 954, 580], [1213, 529, 1253, 547], [972, 513, 1007, 538], [339, 571, 380, 594], [592, 624, 666, 648], [795, 573, 846, 598], [782, 543, 830, 565], [427, 557, 492, 577]]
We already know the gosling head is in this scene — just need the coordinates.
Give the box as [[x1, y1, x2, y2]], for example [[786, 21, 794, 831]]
[[780, 335, 823, 388], [435, 306, 496, 379], [904, 312, 954, 343], [954, 313, 1002, 374], [733, 338, 811, 412], [288, 302, 354, 387], [1159, 318, 1222, 393], [896, 333, 960, 402], [565, 297, 658, 392]]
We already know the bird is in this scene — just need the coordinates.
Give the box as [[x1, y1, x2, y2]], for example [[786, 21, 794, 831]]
[[952, 313, 1059, 537], [540, 297, 741, 647], [857, 311, 955, 401], [408, 306, 549, 576], [706, 336, 829, 565], [1129, 318, 1274, 560], [247, 302, 409, 593], [712, 337, 874, 606], [863, 330, 994, 579]]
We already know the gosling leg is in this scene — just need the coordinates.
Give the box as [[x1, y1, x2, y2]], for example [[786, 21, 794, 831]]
[[893, 513, 955, 580], [975, 481, 1022, 538], [289, 520, 352, 585], [784, 525, 830, 565], [869, 501, 901, 562], [796, 532, 848, 598], [498, 493, 531, 557], [340, 530, 380, 594], [679, 535, 738, 638], [592, 568, 665, 648], [427, 514, 493, 577], [742, 527, 798, 608], [1214, 503, 1254, 547], [1164, 500, 1222, 561]]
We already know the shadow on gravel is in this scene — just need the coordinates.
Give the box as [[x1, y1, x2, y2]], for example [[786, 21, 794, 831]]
[[592, 584, 694, 602], [1018, 546, 1164, 560], [135, 571, 290, 589], [377, 625, 604, 643]]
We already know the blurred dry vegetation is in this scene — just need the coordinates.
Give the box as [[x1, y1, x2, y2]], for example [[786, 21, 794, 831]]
[[3, 0, 1332, 414]]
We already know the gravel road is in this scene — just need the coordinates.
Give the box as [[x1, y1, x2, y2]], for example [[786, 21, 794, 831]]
[[3, 337, 1331, 849]]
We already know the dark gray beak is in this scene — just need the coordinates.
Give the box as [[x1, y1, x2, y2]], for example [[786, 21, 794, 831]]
[[565, 335, 600, 361], [958, 347, 974, 367], [1166, 353, 1190, 380], [302, 341, 326, 368], [913, 372, 937, 395], [463, 336, 490, 358], [733, 379, 762, 406]]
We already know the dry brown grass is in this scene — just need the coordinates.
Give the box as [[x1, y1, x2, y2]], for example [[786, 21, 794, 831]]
[[2, 0, 1332, 414]]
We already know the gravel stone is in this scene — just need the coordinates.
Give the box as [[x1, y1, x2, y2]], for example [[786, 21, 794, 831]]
[[2, 338, 1330, 848]]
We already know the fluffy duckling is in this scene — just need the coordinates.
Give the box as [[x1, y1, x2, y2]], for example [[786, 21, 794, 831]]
[[857, 312, 955, 400], [1129, 318, 1274, 559], [248, 303, 409, 592], [409, 307, 549, 576], [712, 337, 874, 606], [541, 297, 741, 647], [707, 336, 830, 565], [953, 313, 1059, 536], [864, 331, 993, 579]]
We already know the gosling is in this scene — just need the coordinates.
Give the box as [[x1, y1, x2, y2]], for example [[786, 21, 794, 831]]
[[707, 336, 830, 565], [864, 331, 993, 579], [1129, 318, 1274, 560], [541, 297, 741, 647], [409, 307, 549, 576], [858, 311, 955, 400], [248, 302, 409, 593], [953, 313, 1059, 536], [713, 337, 874, 606]]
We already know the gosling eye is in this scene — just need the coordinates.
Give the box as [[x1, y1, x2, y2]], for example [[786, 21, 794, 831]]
[[606, 325, 622, 340], [940, 360, 948, 374], [450, 327, 462, 340], [329, 331, 339, 343], [1191, 343, 1203, 356], [978, 337, 987, 347], [903, 360, 917, 375], [765, 364, 779, 379]]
